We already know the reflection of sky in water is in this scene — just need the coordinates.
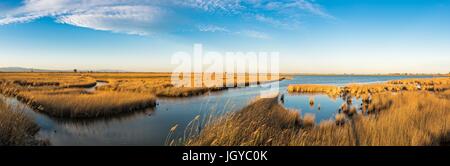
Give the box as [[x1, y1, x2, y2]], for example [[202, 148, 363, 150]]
[[284, 94, 363, 122], [1, 75, 435, 145]]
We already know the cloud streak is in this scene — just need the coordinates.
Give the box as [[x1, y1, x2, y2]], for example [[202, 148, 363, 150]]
[[0, 0, 164, 35], [55, 5, 161, 36], [237, 30, 270, 39], [0, 0, 333, 36], [197, 24, 229, 33]]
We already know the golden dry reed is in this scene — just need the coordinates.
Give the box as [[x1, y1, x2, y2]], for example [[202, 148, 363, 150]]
[[187, 89, 450, 146], [288, 77, 450, 97], [1, 72, 286, 98], [0, 73, 157, 118], [288, 84, 341, 96], [0, 72, 286, 118], [0, 99, 44, 145], [17, 90, 156, 118], [93, 73, 286, 97]]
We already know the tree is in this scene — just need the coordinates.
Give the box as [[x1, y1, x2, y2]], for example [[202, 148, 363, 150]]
[[74, 69, 77, 73]]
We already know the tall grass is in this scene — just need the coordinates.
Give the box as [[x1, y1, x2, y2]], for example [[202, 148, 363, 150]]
[[343, 83, 418, 97], [0, 99, 43, 145], [17, 90, 156, 118], [288, 77, 450, 98], [0, 73, 163, 118], [187, 90, 450, 146], [388, 77, 450, 86], [1, 72, 286, 99], [0, 73, 97, 88], [185, 96, 302, 146], [288, 84, 341, 96], [90, 73, 286, 97]]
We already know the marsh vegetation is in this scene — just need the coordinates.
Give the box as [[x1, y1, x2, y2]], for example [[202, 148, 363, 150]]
[[92, 73, 286, 97], [186, 90, 450, 146], [18, 90, 156, 118], [0, 72, 447, 146], [0, 74, 157, 118], [0, 72, 282, 119], [185, 77, 450, 146], [0, 99, 44, 145]]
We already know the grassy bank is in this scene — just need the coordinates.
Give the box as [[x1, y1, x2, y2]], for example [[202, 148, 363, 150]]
[[187, 89, 450, 146], [0, 73, 97, 88], [91, 73, 286, 97], [17, 90, 156, 118], [1, 72, 286, 98], [288, 77, 450, 97], [185, 96, 302, 146], [0, 99, 44, 146], [0, 72, 284, 118], [288, 84, 341, 96]]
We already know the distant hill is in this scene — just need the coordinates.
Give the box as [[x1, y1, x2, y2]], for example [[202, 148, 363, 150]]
[[0, 67, 128, 73], [0, 67, 61, 72]]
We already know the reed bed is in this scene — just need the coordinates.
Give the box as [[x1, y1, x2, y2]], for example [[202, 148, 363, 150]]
[[288, 77, 450, 98], [187, 90, 450, 146], [92, 73, 285, 97], [185, 96, 302, 146], [1, 72, 286, 98], [345, 77, 450, 97], [335, 113, 346, 125], [302, 114, 315, 128], [0, 99, 43, 145], [16, 90, 156, 118], [438, 90, 450, 99], [287, 84, 341, 96], [343, 83, 416, 97], [0, 73, 97, 88], [388, 77, 450, 86], [94, 77, 226, 97], [1, 78, 157, 118], [0, 72, 285, 120]]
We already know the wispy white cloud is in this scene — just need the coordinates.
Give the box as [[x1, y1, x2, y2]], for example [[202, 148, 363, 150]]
[[55, 6, 161, 36], [290, 0, 334, 19], [175, 0, 243, 12], [258, 0, 334, 19], [0, 0, 333, 36], [0, 0, 163, 35], [197, 24, 229, 32], [0, 14, 44, 25], [237, 30, 270, 39], [197, 25, 271, 40], [254, 14, 301, 30]]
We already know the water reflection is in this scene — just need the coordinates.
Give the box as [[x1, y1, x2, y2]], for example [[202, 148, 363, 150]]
[[85, 81, 109, 92], [283, 93, 362, 122], [50, 108, 155, 126]]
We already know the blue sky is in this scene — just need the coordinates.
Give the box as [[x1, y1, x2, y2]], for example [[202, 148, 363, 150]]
[[0, 0, 449, 73]]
